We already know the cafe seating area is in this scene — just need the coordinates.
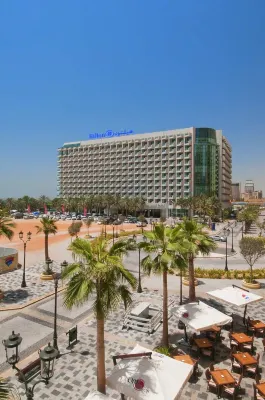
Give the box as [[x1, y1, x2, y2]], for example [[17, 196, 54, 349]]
[[171, 286, 265, 399]]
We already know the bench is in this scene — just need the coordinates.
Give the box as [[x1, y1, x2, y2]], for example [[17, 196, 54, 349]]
[[16, 358, 41, 382]]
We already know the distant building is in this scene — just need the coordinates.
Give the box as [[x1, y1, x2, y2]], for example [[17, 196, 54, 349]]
[[245, 180, 254, 194], [242, 190, 262, 201], [232, 183, 241, 201]]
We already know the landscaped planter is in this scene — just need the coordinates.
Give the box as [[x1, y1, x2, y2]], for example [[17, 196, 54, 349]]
[[242, 280, 261, 289], [183, 277, 198, 287], [40, 273, 54, 281]]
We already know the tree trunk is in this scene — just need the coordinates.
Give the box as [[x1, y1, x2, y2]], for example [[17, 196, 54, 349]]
[[250, 265, 253, 283], [162, 270, 169, 347], [97, 318, 106, 394], [45, 234, 49, 261], [189, 256, 196, 302]]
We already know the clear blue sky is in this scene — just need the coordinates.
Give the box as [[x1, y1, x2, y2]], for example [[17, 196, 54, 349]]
[[1, 0, 265, 198]]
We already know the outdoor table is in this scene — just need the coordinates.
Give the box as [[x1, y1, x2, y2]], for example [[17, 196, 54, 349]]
[[194, 338, 213, 349], [210, 369, 235, 398], [206, 325, 221, 333], [231, 332, 252, 350], [233, 352, 257, 369], [249, 320, 265, 330], [173, 355, 196, 366], [256, 383, 265, 397]]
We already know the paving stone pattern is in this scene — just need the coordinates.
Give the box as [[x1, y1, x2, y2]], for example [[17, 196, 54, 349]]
[[6, 289, 265, 399], [0, 261, 63, 307]]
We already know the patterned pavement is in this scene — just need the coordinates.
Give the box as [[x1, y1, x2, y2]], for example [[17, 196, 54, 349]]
[[3, 289, 265, 400]]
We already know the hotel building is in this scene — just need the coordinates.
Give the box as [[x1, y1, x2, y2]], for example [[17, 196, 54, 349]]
[[57, 127, 232, 216]]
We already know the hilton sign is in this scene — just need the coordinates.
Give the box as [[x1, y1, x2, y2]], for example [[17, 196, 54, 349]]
[[88, 129, 134, 140]]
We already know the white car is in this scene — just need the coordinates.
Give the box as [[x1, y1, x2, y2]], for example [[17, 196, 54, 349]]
[[61, 215, 66, 220], [71, 216, 77, 220], [66, 216, 72, 221], [136, 222, 147, 227]]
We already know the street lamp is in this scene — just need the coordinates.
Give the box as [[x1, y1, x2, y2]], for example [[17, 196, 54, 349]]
[[19, 231, 32, 288], [242, 221, 244, 239], [2, 332, 58, 400], [231, 227, 235, 253], [112, 224, 115, 245], [53, 273, 60, 356], [137, 236, 147, 293], [223, 228, 228, 271], [60, 260, 68, 287]]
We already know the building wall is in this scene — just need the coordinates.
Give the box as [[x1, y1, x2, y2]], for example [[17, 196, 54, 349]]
[[232, 183, 241, 201], [217, 132, 232, 206], [0, 248, 18, 273], [58, 127, 232, 213]]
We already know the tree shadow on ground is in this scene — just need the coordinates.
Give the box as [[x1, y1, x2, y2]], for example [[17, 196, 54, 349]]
[[2, 289, 29, 304]]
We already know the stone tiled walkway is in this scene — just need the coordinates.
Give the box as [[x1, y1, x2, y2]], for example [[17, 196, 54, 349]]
[[5, 289, 265, 399], [0, 261, 63, 308]]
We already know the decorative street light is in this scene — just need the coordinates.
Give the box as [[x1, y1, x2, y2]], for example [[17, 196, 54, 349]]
[[19, 231, 32, 288], [60, 260, 68, 287], [2, 332, 58, 399], [112, 224, 115, 245], [53, 272, 60, 356], [242, 221, 244, 239], [136, 236, 147, 293]]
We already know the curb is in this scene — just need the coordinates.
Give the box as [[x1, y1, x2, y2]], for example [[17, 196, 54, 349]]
[[0, 286, 65, 312]]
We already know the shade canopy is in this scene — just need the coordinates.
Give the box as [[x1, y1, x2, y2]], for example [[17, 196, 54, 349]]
[[207, 286, 263, 307], [107, 344, 193, 399], [84, 392, 111, 399], [172, 301, 232, 331]]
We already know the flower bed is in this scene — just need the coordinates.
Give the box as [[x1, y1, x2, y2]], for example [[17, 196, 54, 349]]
[[176, 267, 265, 280]]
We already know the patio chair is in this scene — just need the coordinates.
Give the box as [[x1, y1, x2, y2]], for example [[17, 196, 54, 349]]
[[231, 371, 242, 385], [229, 331, 239, 350], [189, 335, 199, 355], [253, 383, 265, 400], [209, 362, 215, 371], [176, 348, 186, 356], [201, 346, 215, 360], [205, 368, 218, 394], [247, 317, 256, 336], [222, 375, 242, 400], [206, 329, 221, 343], [230, 353, 242, 373], [242, 335, 254, 354], [245, 353, 260, 378]]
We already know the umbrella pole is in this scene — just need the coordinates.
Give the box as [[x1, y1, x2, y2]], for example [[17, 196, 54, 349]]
[[184, 325, 188, 342], [243, 305, 247, 325]]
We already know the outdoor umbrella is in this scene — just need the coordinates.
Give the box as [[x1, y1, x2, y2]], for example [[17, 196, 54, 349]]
[[172, 300, 232, 341], [207, 285, 263, 324], [107, 344, 193, 399]]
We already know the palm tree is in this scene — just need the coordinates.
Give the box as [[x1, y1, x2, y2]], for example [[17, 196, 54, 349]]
[[0, 377, 9, 399], [140, 224, 188, 347], [62, 237, 136, 394], [175, 197, 194, 219], [177, 219, 216, 301], [0, 211, 16, 240], [36, 218, 58, 260], [5, 198, 15, 211]]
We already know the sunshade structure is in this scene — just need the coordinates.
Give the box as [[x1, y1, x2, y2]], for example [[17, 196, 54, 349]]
[[107, 344, 193, 400], [172, 300, 232, 341], [207, 285, 263, 324], [85, 392, 111, 399]]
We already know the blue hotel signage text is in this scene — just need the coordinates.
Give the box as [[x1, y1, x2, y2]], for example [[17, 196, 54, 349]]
[[88, 129, 134, 140]]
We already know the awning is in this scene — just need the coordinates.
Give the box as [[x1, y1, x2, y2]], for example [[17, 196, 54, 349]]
[[207, 286, 263, 307], [84, 392, 111, 399], [172, 300, 232, 332], [107, 344, 193, 399], [207, 285, 263, 324]]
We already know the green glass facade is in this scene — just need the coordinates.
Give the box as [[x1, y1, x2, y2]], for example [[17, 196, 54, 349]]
[[194, 128, 219, 197]]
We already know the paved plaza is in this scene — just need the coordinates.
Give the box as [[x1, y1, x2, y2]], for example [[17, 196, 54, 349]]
[[1, 288, 265, 399]]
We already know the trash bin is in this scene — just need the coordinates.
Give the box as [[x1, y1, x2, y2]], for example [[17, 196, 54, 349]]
[[211, 222, 216, 231]]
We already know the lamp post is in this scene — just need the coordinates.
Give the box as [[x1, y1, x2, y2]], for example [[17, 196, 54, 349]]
[[231, 227, 235, 253], [134, 236, 147, 293], [19, 231, 32, 288], [53, 273, 59, 356], [60, 260, 68, 287], [112, 224, 115, 245], [242, 222, 244, 239], [223, 228, 228, 271], [2, 331, 58, 399]]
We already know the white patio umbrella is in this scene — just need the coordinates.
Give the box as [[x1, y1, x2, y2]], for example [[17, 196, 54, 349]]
[[84, 391, 111, 399], [172, 300, 232, 340], [207, 285, 263, 324], [107, 344, 193, 399]]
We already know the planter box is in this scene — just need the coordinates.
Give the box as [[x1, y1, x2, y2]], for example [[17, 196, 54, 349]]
[[242, 280, 261, 289], [40, 273, 54, 281], [183, 278, 198, 287]]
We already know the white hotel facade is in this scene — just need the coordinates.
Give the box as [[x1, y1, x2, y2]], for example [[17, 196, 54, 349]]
[[57, 127, 232, 217]]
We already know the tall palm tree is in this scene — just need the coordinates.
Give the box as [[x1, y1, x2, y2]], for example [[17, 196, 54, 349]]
[[0, 211, 16, 240], [36, 218, 58, 260], [5, 198, 15, 211], [0, 377, 9, 399], [62, 237, 136, 394], [177, 219, 216, 301], [140, 224, 188, 347], [175, 197, 194, 219]]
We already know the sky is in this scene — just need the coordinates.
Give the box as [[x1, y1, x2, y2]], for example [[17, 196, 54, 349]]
[[0, 0, 265, 198]]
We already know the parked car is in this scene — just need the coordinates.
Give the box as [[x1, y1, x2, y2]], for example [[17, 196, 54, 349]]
[[71, 215, 77, 220], [136, 222, 147, 227], [14, 212, 24, 219], [61, 215, 66, 220], [113, 219, 122, 225], [66, 216, 72, 221], [210, 235, 226, 242]]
